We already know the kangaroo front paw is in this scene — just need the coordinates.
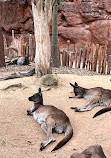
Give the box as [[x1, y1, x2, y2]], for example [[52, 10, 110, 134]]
[[75, 107, 81, 112], [40, 143, 45, 151], [27, 110, 32, 116]]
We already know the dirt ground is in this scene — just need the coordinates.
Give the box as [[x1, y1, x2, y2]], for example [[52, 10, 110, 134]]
[[0, 68, 111, 158]]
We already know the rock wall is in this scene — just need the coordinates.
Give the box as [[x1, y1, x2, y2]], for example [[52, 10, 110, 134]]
[[0, 0, 111, 53], [58, 0, 111, 53], [0, 0, 33, 35]]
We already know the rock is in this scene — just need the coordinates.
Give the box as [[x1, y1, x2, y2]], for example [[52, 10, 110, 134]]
[[58, 25, 91, 50], [70, 145, 107, 158], [0, 0, 111, 53], [41, 74, 58, 86], [90, 20, 111, 54], [58, 0, 111, 52], [104, 0, 111, 13], [0, 0, 33, 34]]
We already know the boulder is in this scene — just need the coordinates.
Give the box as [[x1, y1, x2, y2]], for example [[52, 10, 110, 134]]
[[70, 145, 107, 158], [41, 74, 58, 86]]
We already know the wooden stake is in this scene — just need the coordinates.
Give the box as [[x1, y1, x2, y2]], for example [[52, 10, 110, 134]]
[[12, 30, 14, 39], [86, 43, 91, 70], [62, 49, 67, 66], [66, 40, 70, 67], [3, 36, 8, 56], [103, 55, 107, 74], [93, 44, 99, 72], [78, 49, 82, 68], [98, 46, 102, 73], [101, 41, 108, 74], [75, 49, 78, 68], [11, 30, 15, 58], [90, 48, 93, 71], [69, 52, 74, 68], [82, 45, 87, 68], [29, 34, 33, 61], [21, 35, 24, 57], [107, 55, 111, 74]]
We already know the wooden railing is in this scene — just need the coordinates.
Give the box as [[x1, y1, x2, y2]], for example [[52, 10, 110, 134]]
[[59, 41, 111, 74], [4, 31, 111, 74], [4, 30, 35, 61]]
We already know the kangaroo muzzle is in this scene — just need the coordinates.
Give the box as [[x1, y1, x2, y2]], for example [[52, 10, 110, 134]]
[[28, 96, 33, 101]]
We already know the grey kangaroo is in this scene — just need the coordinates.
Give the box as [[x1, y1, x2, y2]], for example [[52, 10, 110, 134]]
[[69, 82, 111, 117], [27, 88, 73, 152]]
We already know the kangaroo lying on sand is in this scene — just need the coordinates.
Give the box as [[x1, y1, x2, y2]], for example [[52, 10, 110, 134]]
[[27, 88, 73, 152], [69, 82, 111, 117]]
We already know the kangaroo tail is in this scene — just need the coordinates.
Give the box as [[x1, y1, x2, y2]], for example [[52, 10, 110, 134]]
[[93, 106, 111, 118], [51, 124, 73, 152]]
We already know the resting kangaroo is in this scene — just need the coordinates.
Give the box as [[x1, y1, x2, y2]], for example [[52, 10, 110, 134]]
[[69, 82, 111, 116], [27, 88, 73, 152]]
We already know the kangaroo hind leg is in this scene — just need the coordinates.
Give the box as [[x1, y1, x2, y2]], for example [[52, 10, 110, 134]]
[[74, 95, 101, 112], [40, 118, 56, 151]]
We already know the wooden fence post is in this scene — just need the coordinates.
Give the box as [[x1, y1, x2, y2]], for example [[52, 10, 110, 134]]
[[29, 34, 33, 61], [66, 40, 70, 67], [62, 49, 67, 66], [78, 49, 82, 68], [3, 35, 8, 56], [103, 55, 107, 74], [82, 45, 87, 68], [26, 45, 29, 58], [107, 55, 111, 74], [20, 35, 24, 57], [75, 49, 78, 68], [98, 46, 102, 73], [69, 52, 74, 68], [93, 44, 99, 71], [90, 48, 93, 71], [101, 41, 108, 74], [11, 30, 15, 58], [86, 43, 91, 70], [23, 44, 26, 56], [0, 20, 5, 67]]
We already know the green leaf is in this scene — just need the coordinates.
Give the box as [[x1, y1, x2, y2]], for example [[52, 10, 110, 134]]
[[1, 140, 6, 147]]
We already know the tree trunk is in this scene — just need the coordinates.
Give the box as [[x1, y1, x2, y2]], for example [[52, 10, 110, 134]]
[[51, 0, 59, 67], [0, 19, 5, 68], [31, 0, 52, 77]]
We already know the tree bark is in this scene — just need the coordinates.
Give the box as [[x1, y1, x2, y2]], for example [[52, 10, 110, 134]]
[[0, 18, 5, 68], [31, 0, 52, 77]]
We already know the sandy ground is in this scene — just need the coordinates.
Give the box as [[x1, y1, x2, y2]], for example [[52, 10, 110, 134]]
[[0, 73, 111, 158]]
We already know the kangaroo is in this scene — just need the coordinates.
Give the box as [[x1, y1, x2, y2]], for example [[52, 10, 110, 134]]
[[69, 82, 111, 114], [27, 88, 73, 152]]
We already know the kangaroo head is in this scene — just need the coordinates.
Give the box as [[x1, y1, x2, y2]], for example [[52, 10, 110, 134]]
[[28, 88, 43, 104], [70, 82, 83, 96]]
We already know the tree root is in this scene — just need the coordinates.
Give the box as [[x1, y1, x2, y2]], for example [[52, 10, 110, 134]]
[[0, 68, 35, 81], [0, 83, 27, 90]]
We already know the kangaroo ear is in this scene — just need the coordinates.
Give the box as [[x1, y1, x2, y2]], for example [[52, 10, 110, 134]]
[[38, 88, 41, 93], [70, 83, 74, 87], [74, 82, 78, 87], [38, 88, 42, 96]]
